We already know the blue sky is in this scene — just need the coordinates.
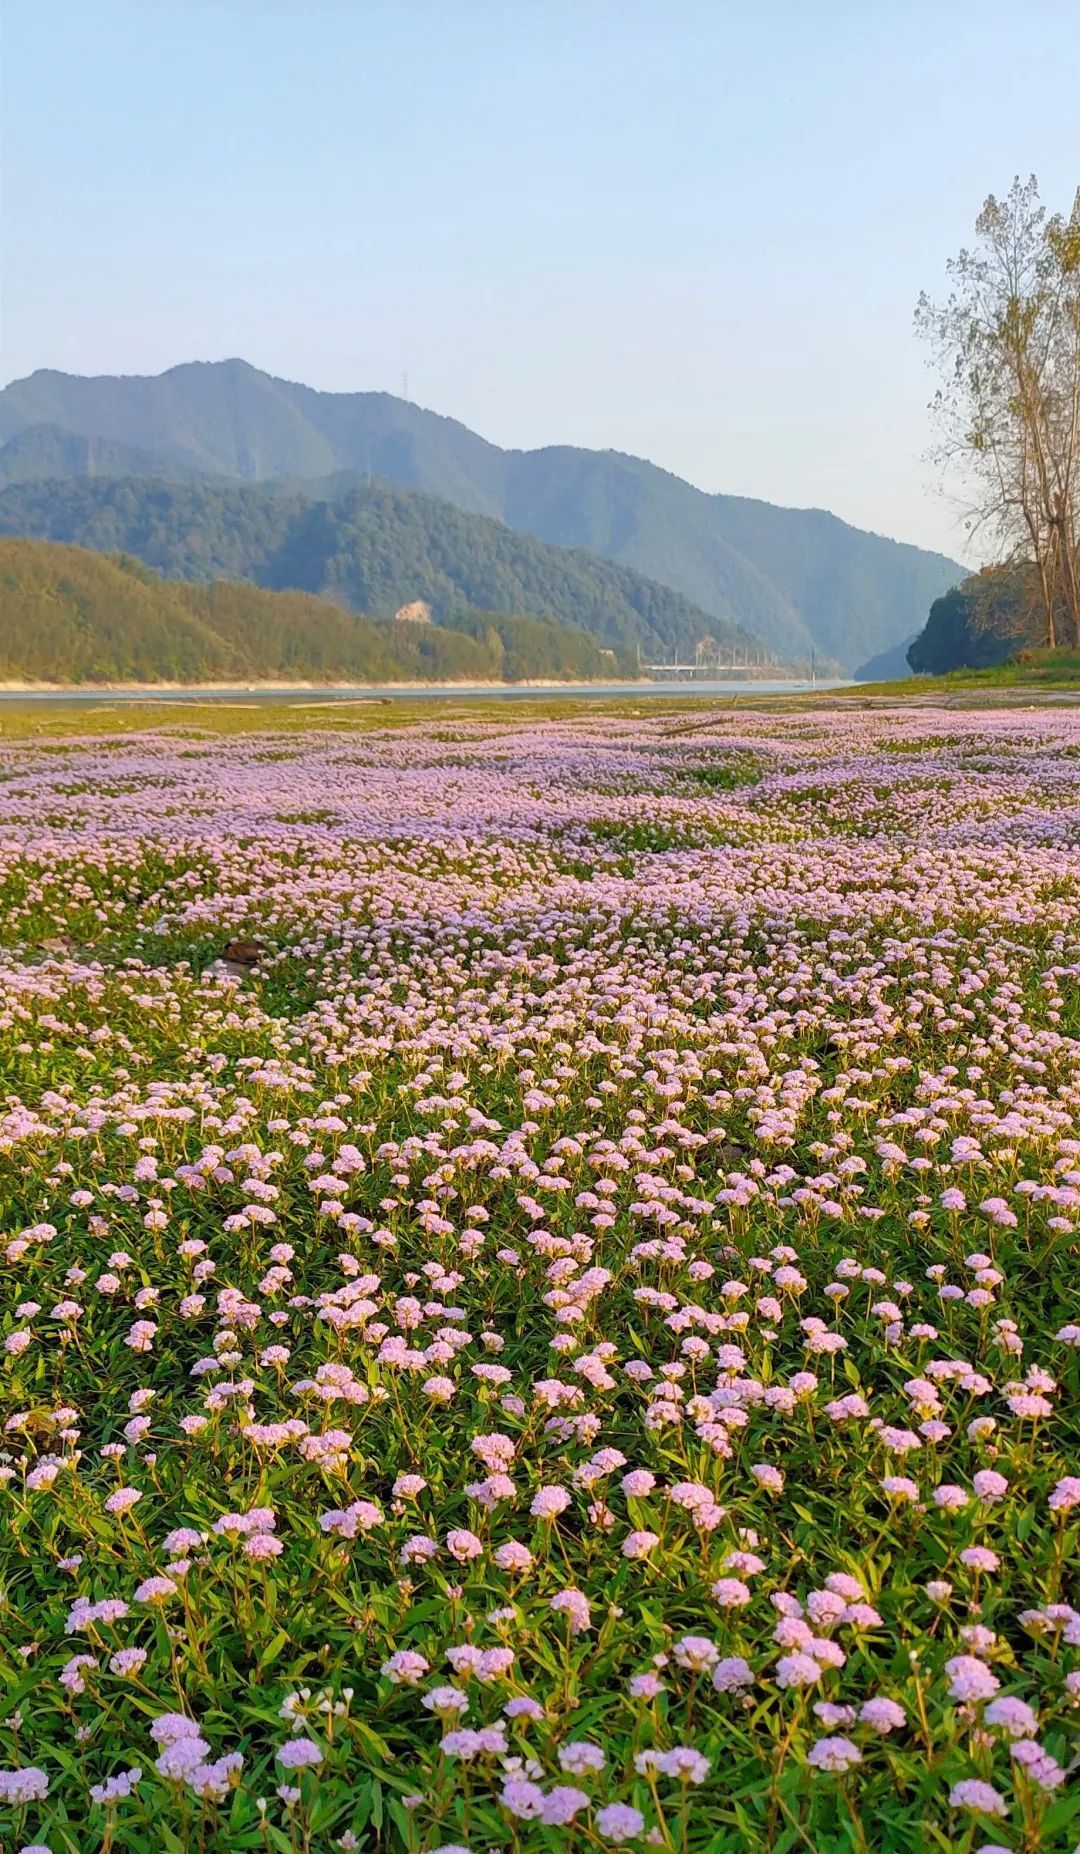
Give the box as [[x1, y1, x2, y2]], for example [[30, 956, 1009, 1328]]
[[3, 0, 1079, 557]]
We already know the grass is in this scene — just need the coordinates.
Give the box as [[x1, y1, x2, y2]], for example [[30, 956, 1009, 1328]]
[[853, 647, 1080, 699]]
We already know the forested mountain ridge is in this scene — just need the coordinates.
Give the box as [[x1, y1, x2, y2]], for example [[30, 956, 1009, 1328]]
[[0, 422, 213, 487], [0, 475, 763, 664], [0, 539, 632, 684], [0, 360, 966, 667]]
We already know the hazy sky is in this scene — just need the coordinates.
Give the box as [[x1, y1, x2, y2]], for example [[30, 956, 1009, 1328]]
[[3, 0, 1079, 558]]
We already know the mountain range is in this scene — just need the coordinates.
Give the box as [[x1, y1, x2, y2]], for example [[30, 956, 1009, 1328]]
[[0, 360, 965, 671], [0, 478, 756, 665]]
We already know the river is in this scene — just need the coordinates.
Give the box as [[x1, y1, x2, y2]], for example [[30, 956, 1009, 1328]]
[[0, 679, 851, 705]]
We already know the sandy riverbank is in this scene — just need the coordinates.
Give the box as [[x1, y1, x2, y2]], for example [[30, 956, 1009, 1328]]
[[0, 677, 656, 695], [0, 676, 811, 698]]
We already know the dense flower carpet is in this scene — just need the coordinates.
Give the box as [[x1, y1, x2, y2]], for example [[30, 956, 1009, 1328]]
[[0, 704, 1077, 1852]]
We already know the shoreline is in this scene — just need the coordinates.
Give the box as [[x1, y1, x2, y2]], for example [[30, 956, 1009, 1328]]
[[0, 677, 640, 695], [0, 675, 815, 697]]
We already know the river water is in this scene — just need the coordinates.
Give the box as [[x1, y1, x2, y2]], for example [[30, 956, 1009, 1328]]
[[0, 679, 851, 705]]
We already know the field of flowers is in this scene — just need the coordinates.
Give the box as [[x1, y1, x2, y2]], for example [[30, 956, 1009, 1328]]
[[0, 699, 1078, 1854]]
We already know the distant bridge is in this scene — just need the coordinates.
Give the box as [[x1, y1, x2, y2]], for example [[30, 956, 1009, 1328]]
[[640, 660, 766, 678], [636, 639, 806, 681]]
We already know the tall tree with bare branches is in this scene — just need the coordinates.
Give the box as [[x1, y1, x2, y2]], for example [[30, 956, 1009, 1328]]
[[917, 176, 1080, 649]]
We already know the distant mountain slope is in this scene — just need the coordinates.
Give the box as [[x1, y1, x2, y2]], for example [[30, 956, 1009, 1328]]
[[0, 360, 965, 667], [0, 423, 210, 488], [853, 636, 916, 681], [0, 361, 499, 497], [0, 539, 629, 685], [698, 494, 956, 672], [0, 477, 756, 663]]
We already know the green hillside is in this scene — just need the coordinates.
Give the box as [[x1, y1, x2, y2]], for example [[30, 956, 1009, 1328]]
[[0, 477, 763, 663], [0, 360, 966, 667], [0, 541, 235, 683], [0, 539, 631, 685]]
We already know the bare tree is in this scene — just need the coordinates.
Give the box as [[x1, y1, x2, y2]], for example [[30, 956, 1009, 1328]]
[[916, 176, 1080, 649]]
